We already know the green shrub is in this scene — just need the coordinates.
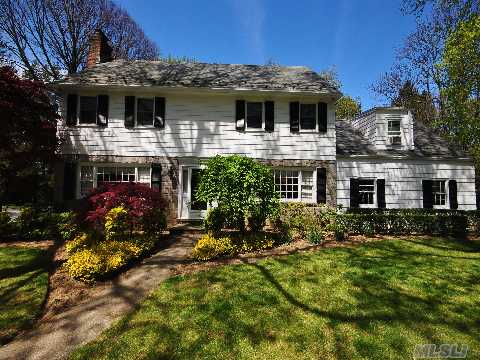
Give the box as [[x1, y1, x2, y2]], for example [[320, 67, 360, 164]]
[[55, 211, 79, 241], [307, 228, 324, 244], [196, 155, 280, 231], [203, 207, 225, 233], [0, 212, 13, 239], [16, 207, 57, 239]]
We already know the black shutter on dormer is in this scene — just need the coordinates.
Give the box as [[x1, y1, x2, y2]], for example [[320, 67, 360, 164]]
[[422, 180, 433, 208], [316, 168, 327, 204], [290, 101, 299, 132], [236, 100, 245, 131], [66, 94, 77, 126], [154, 97, 165, 128], [264, 101, 274, 132], [449, 180, 458, 209], [318, 102, 327, 133], [125, 96, 135, 128], [377, 179, 386, 208], [97, 95, 109, 126], [151, 164, 162, 191], [350, 178, 359, 208]]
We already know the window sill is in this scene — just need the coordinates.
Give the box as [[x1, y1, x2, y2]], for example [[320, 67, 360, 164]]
[[244, 127, 265, 133], [76, 123, 100, 128], [359, 204, 377, 208]]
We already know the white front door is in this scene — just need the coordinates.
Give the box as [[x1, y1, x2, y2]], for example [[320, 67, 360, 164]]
[[179, 166, 208, 220]]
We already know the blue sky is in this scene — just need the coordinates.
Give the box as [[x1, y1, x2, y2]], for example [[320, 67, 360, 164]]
[[116, 0, 417, 109]]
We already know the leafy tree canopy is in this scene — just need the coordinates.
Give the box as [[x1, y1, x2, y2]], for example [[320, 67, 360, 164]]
[[335, 96, 361, 120], [0, 66, 58, 208], [392, 80, 437, 124], [439, 14, 480, 159]]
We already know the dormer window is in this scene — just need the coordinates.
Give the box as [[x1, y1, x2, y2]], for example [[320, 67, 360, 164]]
[[388, 120, 401, 145]]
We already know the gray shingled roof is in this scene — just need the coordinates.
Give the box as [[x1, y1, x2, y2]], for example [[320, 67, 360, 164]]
[[336, 121, 471, 159], [54, 60, 341, 94]]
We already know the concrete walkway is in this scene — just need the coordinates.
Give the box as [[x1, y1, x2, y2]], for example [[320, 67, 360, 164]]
[[0, 229, 201, 360]]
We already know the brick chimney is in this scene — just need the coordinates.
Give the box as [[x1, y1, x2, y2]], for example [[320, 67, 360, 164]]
[[86, 29, 113, 69]]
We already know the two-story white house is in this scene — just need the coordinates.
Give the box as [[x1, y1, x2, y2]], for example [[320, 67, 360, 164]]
[[53, 31, 341, 223], [52, 31, 476, 223]]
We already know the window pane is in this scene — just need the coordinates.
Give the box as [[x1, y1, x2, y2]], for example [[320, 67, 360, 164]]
[[301, 171, 313, 201], [137, 98, 154, 126], [80, 166, 94, 197], [137, 167, 151, 184], [388, 120, 401, 134], [246, 102, 262, 128], [432, 180, 446, 205], [300, 104, 316, 130], [79, 96, 97, 124], [274, 170, 299, 200], [358, 179, 375, 204]]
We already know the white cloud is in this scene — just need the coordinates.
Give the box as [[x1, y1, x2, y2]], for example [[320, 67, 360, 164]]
[[230, 0, 266, 62]]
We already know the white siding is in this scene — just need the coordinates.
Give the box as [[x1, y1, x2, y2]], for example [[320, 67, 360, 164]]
[[59, 91, 336, 161], [337, 158, 476, 210], [351, 111, 376, 144]]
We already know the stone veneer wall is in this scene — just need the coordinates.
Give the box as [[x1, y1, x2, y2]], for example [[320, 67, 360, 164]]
[[56, 155, 337, 225]]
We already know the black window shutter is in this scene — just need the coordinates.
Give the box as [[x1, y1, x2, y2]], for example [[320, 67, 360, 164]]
[[318, 102, 328, 133], [97, 95, 109, 126], [154, 97, 165, 128], [125, 96, 135, 128], [236, 100, 245, 131], [66, 94, 77, 126], [350, 178, 359, 208], [63, 162, 77, 201], [422, 180, 433, 208], [290, 101, 299, 132], [377, 179, 386, 208], [264, 101, 274, 132], [316, 168, 327, 204], [449, 180, 458, 209], [151, 164, 162, 191]]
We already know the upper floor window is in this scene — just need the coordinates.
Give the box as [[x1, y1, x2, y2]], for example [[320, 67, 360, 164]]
[[300, 104, 316, 130], [432, 180, 446, 206], [137, 98, 154, 126], [358, 179, 375, 205], [79, 96, 97, 124], [246, 102, 263, 129], [388, 120, 401, 145], [274, 169, 314, 202]]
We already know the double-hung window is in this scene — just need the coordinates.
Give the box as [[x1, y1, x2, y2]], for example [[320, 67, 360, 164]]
[[358, 179, 375, 205], [300, 104, 316, 130], [137, 98, 154, 126], [79, 165, 152, 197], [274, 169, 315, 202], [79, 96, 97, 124], [432, 180, 446, 206], [387, 120, 401, 145], [246, 102, 263, 129]]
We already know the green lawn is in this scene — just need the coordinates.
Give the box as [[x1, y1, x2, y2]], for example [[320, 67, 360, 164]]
[[0, 247, 49, 344], [71, 237, 480, 360]]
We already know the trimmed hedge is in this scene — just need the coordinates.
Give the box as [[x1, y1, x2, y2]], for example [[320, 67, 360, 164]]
[[340, 212, 468, 237]]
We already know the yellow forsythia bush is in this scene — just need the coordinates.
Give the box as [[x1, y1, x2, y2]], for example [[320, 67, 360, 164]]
[[104, 206, 130, 241], [65, 232, 92, 255], [191, 234, 235, 261], [191, 232, 276, 261], [64, 235, 159, 282]]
